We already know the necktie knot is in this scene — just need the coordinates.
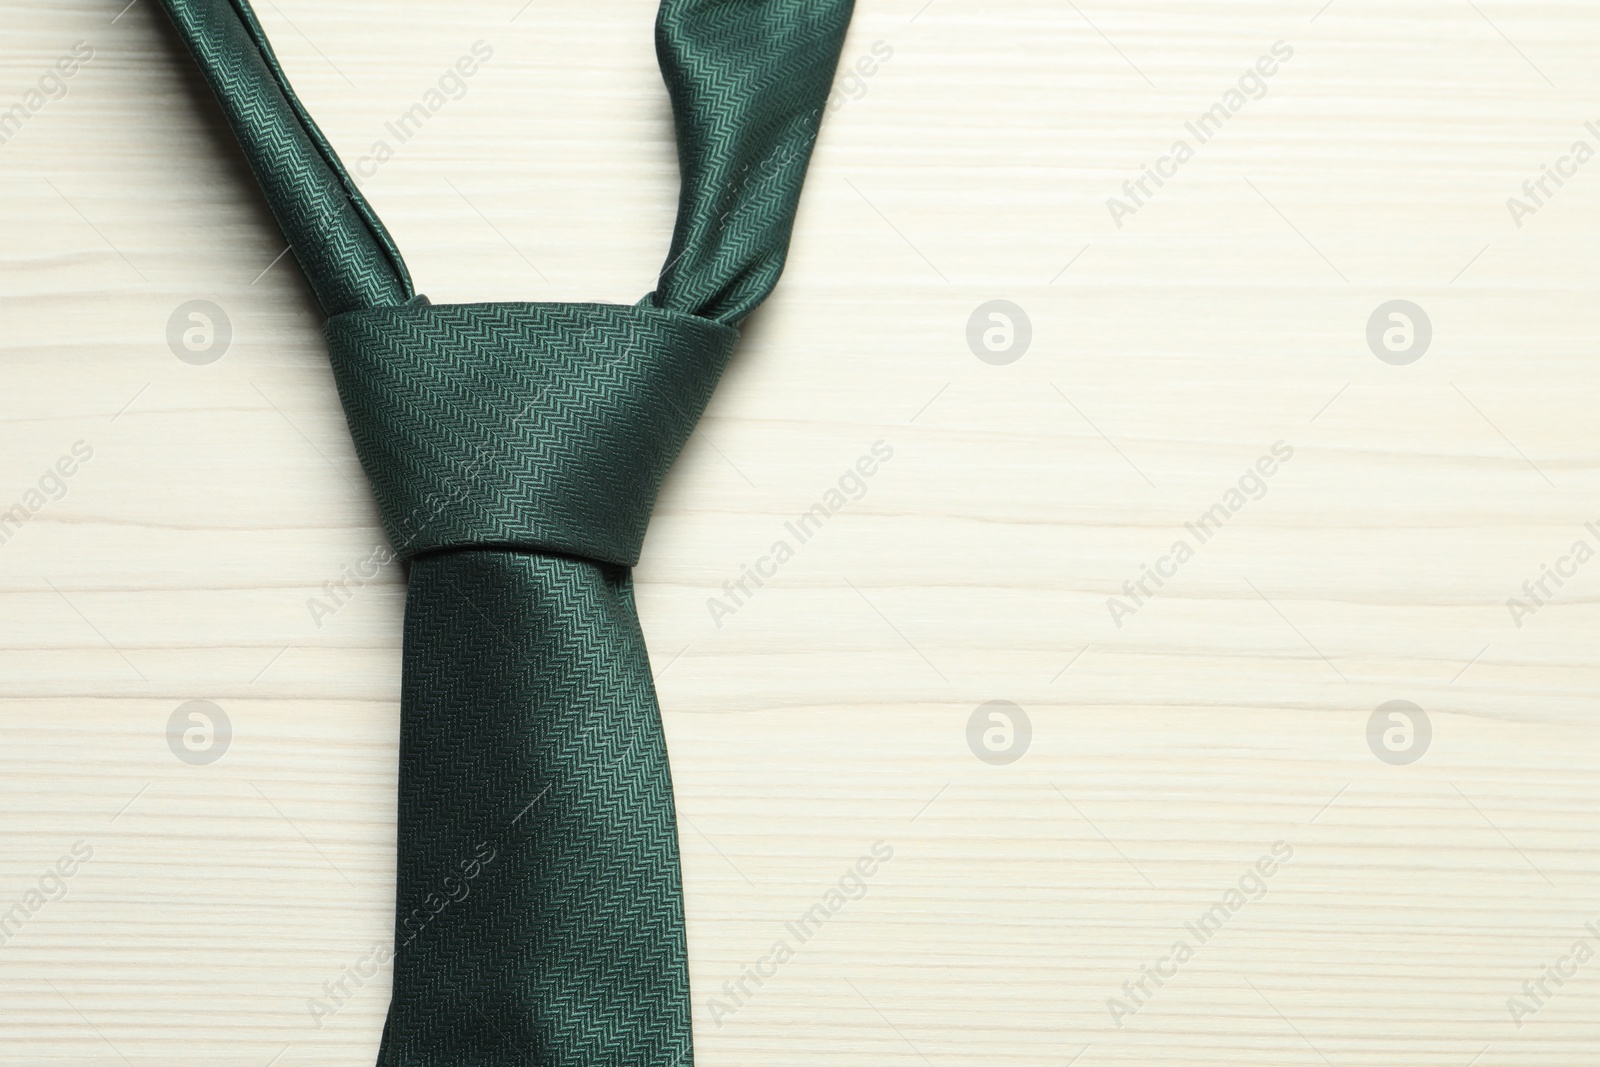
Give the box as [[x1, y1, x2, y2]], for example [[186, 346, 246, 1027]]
[[326, 300, 739, 568]]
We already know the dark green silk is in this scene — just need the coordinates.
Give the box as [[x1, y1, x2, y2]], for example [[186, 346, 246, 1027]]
[[157, 1, 852, 1063]]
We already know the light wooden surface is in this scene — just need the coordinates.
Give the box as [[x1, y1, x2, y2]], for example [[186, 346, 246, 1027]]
[[5, 0, 1600, 1064]]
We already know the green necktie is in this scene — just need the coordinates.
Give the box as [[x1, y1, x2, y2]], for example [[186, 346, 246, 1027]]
[[155, 1, 852, 1063]]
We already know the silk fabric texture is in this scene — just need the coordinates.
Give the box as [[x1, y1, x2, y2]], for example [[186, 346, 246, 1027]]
[[156, 0, 853, 1063]]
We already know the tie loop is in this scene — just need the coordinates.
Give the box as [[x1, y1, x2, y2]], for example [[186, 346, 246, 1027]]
[[325, 300, 738, 567]]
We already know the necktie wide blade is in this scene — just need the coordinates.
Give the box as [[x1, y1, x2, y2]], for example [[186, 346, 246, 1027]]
[[382, 549, 691, 1064]]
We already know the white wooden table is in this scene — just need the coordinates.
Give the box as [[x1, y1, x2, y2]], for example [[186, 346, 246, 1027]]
[[4, 0, 1600, 1064]]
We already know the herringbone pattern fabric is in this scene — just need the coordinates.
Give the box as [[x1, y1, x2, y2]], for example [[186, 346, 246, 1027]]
[[325, 301, 739, 568], [654, 0, 855, 324], [385, 550, 690, 1066], [157, 0, 853, 1063], [159, 0, 411, 315]]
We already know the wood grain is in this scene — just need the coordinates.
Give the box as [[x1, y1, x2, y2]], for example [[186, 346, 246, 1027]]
[[4, 0, 1600, 1064]]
